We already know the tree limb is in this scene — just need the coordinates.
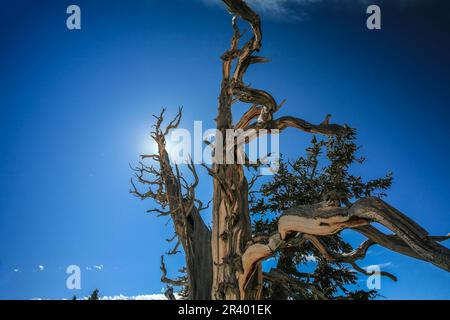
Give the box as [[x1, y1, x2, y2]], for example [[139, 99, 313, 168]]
[[279, 197, 450, 271]]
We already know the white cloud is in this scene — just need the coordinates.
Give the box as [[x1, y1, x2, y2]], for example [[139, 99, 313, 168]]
[[93, 264, 104, 271], [85, 264, 104, 271], [375, 262, 392, 269], [13, 268, 20, 273], [37, 265, 45, 272]]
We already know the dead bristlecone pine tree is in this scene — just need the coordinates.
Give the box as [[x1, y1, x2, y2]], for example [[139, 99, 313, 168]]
[[130, 0, 450, 300]]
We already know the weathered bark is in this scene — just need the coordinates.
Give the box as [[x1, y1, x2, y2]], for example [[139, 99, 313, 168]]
[[238, 198, 450, 287], [211, 166, 257, 299], [279, 198, 450, 271], [186, 206, 213, 300], [210, 0, 346, 299], [210, 0, 262, 300]]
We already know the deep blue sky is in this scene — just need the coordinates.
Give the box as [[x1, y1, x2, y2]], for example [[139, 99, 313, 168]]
[[0, 0, 449, 299]]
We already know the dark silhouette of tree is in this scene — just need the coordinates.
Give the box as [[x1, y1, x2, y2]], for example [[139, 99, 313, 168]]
[[88, 289, 99, 301]]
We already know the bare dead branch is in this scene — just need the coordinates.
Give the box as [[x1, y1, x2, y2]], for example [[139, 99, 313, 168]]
[[302, 234, 374, 263], [166, 234, 178, 243], [246, 115, 347, 136], [164, 107, 183, 136], [196, 199, 212, 212], [167, 240, 181, 256], [248, 172, 261, 190], [160, 255, 188, 287], [350, 261, 397, 282]]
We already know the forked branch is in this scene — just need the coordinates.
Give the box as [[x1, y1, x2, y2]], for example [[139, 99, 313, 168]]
[[239, 197, 449, 295]]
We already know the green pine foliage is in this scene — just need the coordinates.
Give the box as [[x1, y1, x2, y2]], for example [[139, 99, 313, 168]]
[[250, 128, 393, 299]]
